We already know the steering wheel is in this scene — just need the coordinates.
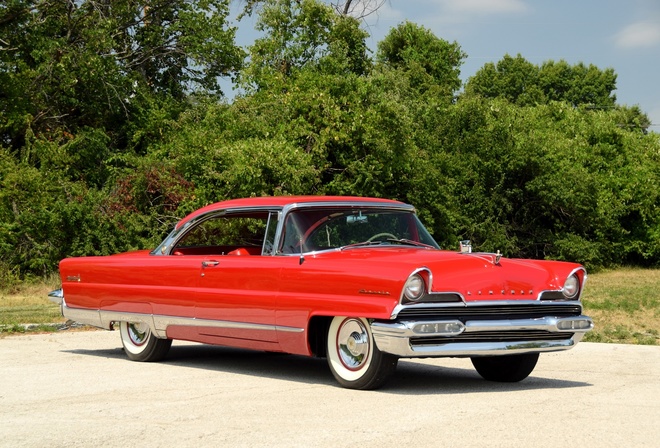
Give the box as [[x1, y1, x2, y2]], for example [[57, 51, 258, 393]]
[[367, 232, 397, 242]]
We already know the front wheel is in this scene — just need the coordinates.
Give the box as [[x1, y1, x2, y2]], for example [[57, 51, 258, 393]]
[[119, 321, 172, 362], [326, 317, 398, 390], [471, 353, 539, 382]]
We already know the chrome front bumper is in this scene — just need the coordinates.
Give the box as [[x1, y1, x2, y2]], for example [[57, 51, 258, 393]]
[[371, 316, 594, 358]]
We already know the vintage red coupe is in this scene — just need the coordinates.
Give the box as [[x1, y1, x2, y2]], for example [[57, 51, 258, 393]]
[[49, 196, 593, 389]]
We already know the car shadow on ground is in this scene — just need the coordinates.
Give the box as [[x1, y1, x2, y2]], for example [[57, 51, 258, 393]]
[[386, 359, 591, 395], [64, 342, 592, 395], [167, 342, 335, 385]]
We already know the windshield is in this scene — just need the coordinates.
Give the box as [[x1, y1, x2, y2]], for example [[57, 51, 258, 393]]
[[279, 207, 439, 254]]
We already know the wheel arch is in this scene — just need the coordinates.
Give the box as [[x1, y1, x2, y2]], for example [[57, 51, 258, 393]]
[[308, 315, 332, 357]]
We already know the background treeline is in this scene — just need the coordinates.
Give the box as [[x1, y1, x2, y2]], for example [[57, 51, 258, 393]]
[[1, 0, 659, 285]]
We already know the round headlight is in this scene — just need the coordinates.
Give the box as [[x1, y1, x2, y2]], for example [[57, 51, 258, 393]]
[[563, 274, 580, 299], [404, 274, 425, 301]]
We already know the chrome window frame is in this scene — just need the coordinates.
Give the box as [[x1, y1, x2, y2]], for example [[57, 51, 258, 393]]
[[273, 201, 434, 256], [153, 206, 283, 256], [153, 200, 436, 258]]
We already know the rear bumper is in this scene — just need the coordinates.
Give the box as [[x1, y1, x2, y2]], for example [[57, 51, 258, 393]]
[[371, 316, 593, 358], [48, 289, 64, 305]]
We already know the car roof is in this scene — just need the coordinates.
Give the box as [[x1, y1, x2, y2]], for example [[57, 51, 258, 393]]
[[176, 196, 407, 229]]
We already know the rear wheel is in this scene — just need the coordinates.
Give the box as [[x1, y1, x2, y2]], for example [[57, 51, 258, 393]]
[[471, 353, 539, 382], [119, 321, 172, 362], [326, 316, 398, 390]]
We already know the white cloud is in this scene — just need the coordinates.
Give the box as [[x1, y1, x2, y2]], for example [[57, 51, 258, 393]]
[[614, 20, 660, 49], [439, 0, 528, 15], [372, 2, 405, 22], [371, 0, 528, 27]]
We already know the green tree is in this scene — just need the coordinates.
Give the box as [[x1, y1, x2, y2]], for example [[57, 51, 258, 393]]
[[465, 54, 618, 108], [538, 60, 617, 107], [0, 0, 244, 278], [464, 55, 651, 133], [376, 21, 465, 98], [240, 0, 369, 92], [0, 0, 243, 156], [421, 96, 660, 267], [463, 54, 544, 106]]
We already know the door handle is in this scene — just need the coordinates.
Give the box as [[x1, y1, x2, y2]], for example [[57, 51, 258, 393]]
[[202, 260, 220, 268]]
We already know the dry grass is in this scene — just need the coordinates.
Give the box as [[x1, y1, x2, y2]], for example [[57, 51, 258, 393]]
[[1, 269, 659, 344], [581, 268, 660, 345], [0, 279, 66, 334]]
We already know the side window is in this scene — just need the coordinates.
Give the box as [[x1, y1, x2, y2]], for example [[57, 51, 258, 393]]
[[172, 213, 269, 256]]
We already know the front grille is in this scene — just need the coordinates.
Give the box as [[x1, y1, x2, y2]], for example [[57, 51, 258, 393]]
[[395, 304, 583, 321], [410, 330, 575, 346]]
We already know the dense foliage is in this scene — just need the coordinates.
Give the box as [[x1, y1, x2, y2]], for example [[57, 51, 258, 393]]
[[1, 0, 659, 285]]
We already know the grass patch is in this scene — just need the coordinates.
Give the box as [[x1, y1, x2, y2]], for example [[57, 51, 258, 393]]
[[0, 279, 67, 335], [1, 268, 659, 344], [581, 268, 660, 345]]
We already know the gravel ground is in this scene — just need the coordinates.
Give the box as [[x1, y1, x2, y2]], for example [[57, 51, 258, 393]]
[[0, 330, 658, 448]]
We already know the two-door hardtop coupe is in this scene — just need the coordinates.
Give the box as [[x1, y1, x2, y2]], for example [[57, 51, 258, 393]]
[[50, 196, 593, 389]]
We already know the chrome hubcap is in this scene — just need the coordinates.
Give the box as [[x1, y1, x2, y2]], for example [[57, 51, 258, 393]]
[[127, 322, 150, 346], [337, 319, 370, 370]]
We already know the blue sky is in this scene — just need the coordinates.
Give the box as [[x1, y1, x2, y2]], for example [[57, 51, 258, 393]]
[[229, 0, 660, 129]]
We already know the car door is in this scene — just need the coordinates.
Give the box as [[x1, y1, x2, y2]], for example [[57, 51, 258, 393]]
[[171, 210, 282, 345], [198, 254, 284, 344]]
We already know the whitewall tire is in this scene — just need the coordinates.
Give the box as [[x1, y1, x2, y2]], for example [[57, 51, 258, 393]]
[[119, 321, 172, 362], [326, 316, 398, 390]]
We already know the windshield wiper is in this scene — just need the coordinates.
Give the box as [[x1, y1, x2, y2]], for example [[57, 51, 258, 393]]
[[340, 241, 384, 251], [340, 239, 436, 251], [386, 238, 436, 249]]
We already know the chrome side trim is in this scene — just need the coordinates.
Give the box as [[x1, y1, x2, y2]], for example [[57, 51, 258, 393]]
[[371, 316, 593, 358], [152, 314, 304, 334], [61, 304, 304, 339], [62, 304, 109, 329]]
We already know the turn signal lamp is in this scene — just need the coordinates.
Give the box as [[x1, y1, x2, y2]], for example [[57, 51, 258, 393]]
[[557, 318, 593, 331]]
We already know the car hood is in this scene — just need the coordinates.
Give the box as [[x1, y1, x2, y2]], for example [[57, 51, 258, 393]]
[[310, 247, 580, 302]]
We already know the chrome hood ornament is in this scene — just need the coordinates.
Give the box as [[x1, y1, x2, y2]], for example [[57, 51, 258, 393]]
[[459, 240, 472, 253], [459, 240, 502, 266]]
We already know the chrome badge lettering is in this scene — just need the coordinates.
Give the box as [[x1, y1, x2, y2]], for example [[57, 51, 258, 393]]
[[359, 289, 391, 296]]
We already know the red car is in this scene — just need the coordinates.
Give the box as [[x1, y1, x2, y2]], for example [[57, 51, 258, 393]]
[[49, 196, 593, 389]]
